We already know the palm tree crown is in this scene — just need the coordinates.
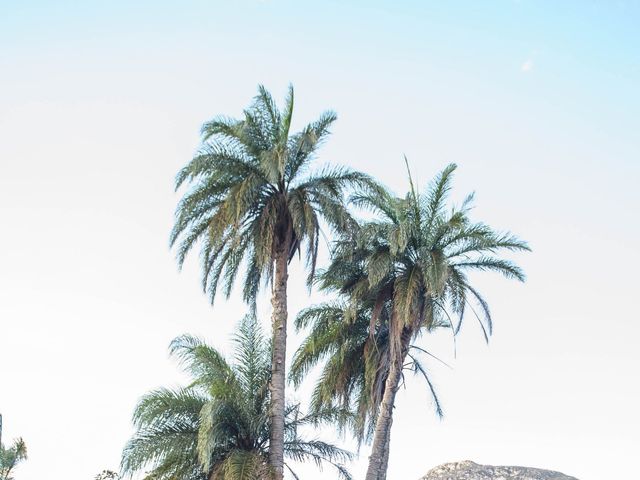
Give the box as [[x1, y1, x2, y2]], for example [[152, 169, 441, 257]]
[[121, 315, 353, 480], [170, 84, 372, 303], [326, 162, 528, 341]]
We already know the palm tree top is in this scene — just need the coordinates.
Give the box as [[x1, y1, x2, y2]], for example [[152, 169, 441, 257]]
[[323, 162, 529, 334], [170, 84, 378, 305]]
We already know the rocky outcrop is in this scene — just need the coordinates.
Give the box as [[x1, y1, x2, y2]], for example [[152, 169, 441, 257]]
[[420, 460, 578, 480]]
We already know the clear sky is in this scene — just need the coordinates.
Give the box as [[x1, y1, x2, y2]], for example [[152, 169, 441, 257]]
[[1, 1, 639, 479]]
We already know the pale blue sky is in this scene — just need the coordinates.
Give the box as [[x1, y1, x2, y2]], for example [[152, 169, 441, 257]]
[[1, 1, 639, 479]]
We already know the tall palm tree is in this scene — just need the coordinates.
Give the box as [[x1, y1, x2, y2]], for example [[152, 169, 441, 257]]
[[0, 436, 27, 480], [170, 85, 374, 479], [121, 315, 353, 480], [292, 163, 529, 480]]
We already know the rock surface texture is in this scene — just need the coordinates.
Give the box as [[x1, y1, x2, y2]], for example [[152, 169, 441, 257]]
[[420, 461, 578, 480]]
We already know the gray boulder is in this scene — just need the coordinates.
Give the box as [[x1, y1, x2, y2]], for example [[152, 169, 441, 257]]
[[420, 460, 578, 480]]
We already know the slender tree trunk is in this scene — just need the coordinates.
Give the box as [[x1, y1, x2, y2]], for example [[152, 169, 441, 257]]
[[365, 328, 412, 480], [379, 420, 392, 480], [365, 357, 401, 480], [269, 246, 289, 480]]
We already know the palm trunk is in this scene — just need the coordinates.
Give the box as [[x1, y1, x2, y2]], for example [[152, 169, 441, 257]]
[[365, 327, 412, 480], [365, 357, 401, 480], [378, 419, 392, 480], [269, 246, 288, 480]]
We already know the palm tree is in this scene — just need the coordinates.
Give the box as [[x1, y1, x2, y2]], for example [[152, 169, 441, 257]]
[[170, 85, 374, 479], [0, 434, 27, 480], [291, 163, 529, 480], [121, 315, 353, 480]]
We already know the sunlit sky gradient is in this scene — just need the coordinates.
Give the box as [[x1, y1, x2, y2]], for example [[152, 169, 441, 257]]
[[1, 1, 639, 479]]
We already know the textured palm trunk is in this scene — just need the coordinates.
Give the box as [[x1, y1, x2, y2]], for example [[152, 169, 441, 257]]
[[268, 246, 288, 480], [364, 357, 401, 480], [378, 420, 392, 480], [365, 328, 412, 480]]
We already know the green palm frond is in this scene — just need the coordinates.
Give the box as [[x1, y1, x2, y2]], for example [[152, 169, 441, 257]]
[[211, 450, 268, 480], [406, 353, 444, 419], [169, 335, 235, 390], [284, 439, 353, 480], [291, 301, 390, 444], [0, 437, 28, 480], [121, 387, 204, 479]]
